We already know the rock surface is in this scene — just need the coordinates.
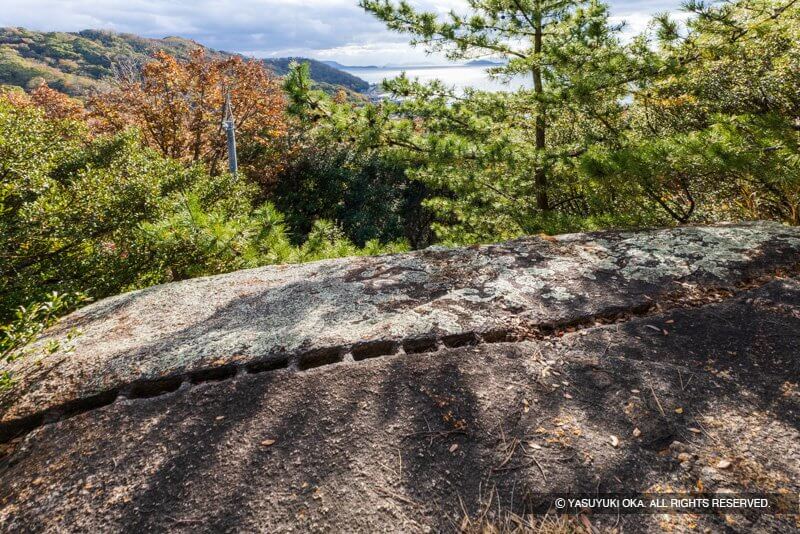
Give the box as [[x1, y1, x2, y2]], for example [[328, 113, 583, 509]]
[[1, 222, 800, 532]]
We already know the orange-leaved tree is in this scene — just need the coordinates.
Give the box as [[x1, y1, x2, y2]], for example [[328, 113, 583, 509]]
[[2, 83, 86, 122], [90, 49, 290, 188]]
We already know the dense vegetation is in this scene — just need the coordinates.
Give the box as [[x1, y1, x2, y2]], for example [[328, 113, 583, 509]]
[[0, 80, 406, 373], [0, 27, 369, 95], [287, 0, 799, 241], [1, 0, 799, 380]]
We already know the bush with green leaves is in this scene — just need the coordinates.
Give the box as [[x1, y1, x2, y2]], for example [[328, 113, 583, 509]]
[[272, 142, 435, 249], [583, 0, 800, 225], [0, 292, 85, 390], [0, 95, 407, 325]]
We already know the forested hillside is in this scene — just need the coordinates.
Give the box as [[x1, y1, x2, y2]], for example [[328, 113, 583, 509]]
[[0, 27, 369, 95], [262, 57, 369, 93]]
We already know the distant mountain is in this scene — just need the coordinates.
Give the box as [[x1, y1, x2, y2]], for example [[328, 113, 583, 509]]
[[323, 60, 379, 70], [465, 59, 506, 66], [262, 57, 368, 93], [0, 27, 369, 95]]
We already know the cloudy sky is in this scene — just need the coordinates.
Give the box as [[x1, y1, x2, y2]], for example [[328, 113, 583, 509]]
[[0, 0, 684, 66]]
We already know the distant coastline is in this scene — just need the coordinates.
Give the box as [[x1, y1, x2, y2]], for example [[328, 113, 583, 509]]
[[322, 59, 506, 70], [338, 63, 528, 93]]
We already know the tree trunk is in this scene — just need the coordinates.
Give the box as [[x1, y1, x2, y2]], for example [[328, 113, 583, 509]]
[[532, 9, 550, 212]]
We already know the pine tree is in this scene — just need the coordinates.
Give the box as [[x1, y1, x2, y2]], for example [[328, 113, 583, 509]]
[[359, 0, 639, 239]]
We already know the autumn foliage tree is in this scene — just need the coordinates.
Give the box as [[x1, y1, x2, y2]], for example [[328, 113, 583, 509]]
[[1, 83, 86, 121], [90, 50, 290, 189]]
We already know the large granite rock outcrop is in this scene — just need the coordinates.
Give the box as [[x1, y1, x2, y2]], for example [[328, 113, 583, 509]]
[[1, 222, 800, 532]]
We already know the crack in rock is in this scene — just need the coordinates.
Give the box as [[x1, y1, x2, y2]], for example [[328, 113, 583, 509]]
[[2, 222, 800, 439], [1, 263, 795, 444]]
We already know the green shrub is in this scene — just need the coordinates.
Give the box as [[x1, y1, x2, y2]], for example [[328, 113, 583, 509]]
[[0, 96, 407, 324], [0, 292, 85, 390]]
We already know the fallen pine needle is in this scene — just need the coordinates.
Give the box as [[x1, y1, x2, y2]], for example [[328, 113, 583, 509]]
[[649, 385, 666, 417]]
